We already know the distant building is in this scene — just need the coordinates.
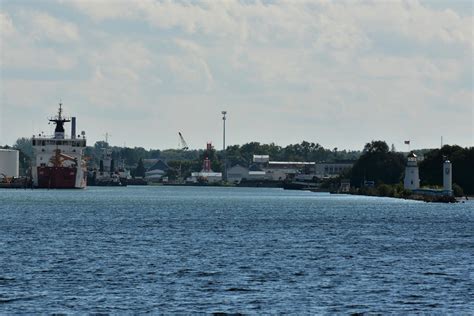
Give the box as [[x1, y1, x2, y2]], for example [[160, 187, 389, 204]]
[[227, 164, 249, 183], [403, 152, 420, 190], [248, 164, 268, 180], [227, 164, 269, 183], [314, 161, 354, 177], [264, 161, 313, 181], [187, 172, 222, 183], [253, 155, 270, 164], [251, 154, 353, 181], [248, 171, 267, 180], [340, 179, 351, 192], [145, 159, 169, 182], [143, 159, 160, 170]]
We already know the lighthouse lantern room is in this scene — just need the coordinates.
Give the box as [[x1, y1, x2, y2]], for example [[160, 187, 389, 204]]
[[404, 152, 420, 190]]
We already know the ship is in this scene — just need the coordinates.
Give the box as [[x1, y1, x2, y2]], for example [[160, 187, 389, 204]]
[[87, 145, 129, 186], [31, 102, 87, 189]]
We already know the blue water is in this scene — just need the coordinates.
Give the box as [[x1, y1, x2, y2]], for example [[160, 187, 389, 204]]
[[0, 186, 473, 313]]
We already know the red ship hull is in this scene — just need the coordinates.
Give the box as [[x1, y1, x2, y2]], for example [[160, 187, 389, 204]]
[[37, 166, 78, 189]]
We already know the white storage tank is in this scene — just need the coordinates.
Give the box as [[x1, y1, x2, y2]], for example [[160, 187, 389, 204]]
[[0, 149, 20, 178]]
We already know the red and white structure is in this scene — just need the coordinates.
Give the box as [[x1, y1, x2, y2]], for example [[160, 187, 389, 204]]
[[31, 103, 87, 189]]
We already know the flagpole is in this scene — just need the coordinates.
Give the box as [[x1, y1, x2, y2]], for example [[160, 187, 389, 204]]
[[404, 140, 411, 152]]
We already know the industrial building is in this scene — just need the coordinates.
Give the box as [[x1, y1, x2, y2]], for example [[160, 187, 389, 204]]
[[227, 164, 269, 183], [314, 161, 354, 177], [144, 159, 169, 182], [249, 154, 354, 181]]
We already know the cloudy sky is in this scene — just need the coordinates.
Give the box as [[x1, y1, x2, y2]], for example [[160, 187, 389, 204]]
[[0, 0, 472, 150]]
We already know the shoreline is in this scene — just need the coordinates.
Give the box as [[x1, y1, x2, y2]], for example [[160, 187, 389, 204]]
[[346, 191, 458, 203]]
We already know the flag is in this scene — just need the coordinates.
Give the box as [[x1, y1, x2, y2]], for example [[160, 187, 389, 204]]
[[404, 140, 410, 145]]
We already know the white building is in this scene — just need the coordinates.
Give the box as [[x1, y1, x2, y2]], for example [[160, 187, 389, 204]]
[[0, 149, 19, 178], [251, 154, 354, 181], [314, 162, 353, 177], [248, 171, 267, 180], [253, 155, 270, 163], [265, 161, 314, 181], [227, 164, 249, 183], [404, 152, 420, 190]]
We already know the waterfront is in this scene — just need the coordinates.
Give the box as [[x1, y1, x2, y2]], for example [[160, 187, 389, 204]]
[[0, 187, 473, 313]]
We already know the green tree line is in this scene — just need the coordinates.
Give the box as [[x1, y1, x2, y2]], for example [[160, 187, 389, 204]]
[[348, 141, 473, 195], [7, 137, 472, 194]]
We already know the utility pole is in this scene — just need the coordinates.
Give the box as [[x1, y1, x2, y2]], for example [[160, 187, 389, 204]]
[[222, 111, 227, 182]]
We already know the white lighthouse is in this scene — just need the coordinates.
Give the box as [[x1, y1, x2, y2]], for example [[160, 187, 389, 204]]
[[443, 159, 452, 196], [404, 152, 420, 190]]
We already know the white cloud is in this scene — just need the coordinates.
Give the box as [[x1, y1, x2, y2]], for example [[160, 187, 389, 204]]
[[0, 11, 15, 38], [1, 0, 472, 149], [0, 10, 80, 70], [18, 9, 80, 43], [27, 10, 80, 43], [60, 0, 139, 21]]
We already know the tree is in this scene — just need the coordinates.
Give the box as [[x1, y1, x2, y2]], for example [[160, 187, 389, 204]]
[[363, 140, 389, 154], [350, 140, 405, 187], [164, 168, 179, 181], [452, 183, 464, 197], [149, 149, 161, 159], [167, 160, 198, 180], [13, 137, 33, 158], [419, 145, 474, 195], [135, 158, 146, 178], [12, 138, 33, 175], [80, 140, 361, 175]]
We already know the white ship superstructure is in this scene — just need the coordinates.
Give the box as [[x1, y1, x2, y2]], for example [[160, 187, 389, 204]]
[[31, 103, 87, 189]]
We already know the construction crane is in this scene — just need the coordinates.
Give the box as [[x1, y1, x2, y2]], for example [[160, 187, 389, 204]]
[[178, 132, 189, 150]]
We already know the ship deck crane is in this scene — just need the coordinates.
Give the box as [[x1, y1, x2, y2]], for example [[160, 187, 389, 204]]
[[178, 132, 189, 150], [50, 149, 78, 167]]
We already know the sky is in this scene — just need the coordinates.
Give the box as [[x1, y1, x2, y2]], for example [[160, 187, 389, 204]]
[[0, 0, 473, 151]]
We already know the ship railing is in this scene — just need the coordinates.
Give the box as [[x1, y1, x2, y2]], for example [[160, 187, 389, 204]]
[[48, 116, 71, 121], [32, 137, 87, 147], [32, 135, 87, 140]]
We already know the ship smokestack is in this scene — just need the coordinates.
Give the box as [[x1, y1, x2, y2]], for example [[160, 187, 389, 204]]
[[71, 117, 76, 139]]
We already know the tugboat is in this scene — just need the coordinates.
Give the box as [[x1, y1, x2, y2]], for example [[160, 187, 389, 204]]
[[31, 102, 87, 189]]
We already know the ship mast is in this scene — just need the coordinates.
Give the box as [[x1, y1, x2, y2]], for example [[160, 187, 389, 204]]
[[49, 102, 70, 139]]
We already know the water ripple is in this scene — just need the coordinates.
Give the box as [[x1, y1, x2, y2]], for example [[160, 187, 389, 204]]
[[0, 187, 473, 313]]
